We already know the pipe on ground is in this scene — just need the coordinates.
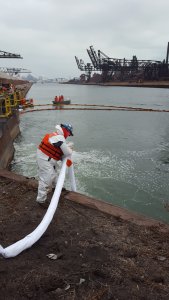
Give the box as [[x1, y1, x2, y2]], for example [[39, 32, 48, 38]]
[[0, 158, 76, 258]]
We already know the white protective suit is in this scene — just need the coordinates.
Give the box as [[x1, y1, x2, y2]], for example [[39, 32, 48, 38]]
[[36, 125, 73, 203]]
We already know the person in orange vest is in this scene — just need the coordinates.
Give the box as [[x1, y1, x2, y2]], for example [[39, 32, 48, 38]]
[[54, 96, 59, 103], [60, 95, 64, 102], [21, 98, 26, 105], [36, 123, 74, 208]]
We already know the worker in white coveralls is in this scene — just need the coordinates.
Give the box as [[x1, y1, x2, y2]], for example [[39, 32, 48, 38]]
[[36, 123, 74, 208]]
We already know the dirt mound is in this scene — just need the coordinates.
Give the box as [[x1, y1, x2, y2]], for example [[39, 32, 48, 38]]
[[0, 175, 169, 300]]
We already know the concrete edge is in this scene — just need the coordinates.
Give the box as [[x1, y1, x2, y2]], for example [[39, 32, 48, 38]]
[[65, 192, 169, 230], [0, 169, 38, 189], [0, 169, 169, 231]]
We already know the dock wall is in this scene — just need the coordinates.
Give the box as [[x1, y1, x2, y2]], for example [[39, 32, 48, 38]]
[[0, 82, 33, 169], [0, 111, 20, 169]]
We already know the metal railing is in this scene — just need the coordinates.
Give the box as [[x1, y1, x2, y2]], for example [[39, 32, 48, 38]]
[[0, 91, 23, 118]]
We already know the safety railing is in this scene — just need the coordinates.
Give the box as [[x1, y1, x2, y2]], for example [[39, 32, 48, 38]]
[[0, 95, 12, 117], [0, 91, 22, 118]]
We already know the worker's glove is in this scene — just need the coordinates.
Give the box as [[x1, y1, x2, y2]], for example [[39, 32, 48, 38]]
[[67, 142, 74, 150], [66, 159, 72, 167]]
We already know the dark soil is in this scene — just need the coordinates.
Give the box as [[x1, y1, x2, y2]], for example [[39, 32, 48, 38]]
[[0, 175, 169, 300]]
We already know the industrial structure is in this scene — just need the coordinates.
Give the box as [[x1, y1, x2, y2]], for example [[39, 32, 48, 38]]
[[75, 43, 169, 83], [0, 49, 33, 171], [0, 67, 31, 76], [0, 50, 31, 76], [0, 50, 22, 59], [0, 49, 32, 118]]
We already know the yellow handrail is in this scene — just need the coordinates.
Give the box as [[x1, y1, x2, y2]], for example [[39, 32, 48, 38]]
[[0, 93, 20, 118], [5, 96, 12, 116], [8, 92, 18, 107], [0, 89, 26, 118]]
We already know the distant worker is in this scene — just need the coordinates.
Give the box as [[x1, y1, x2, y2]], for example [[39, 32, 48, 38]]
[[20, 98, 26, 106], [9, 84, 15, 94], [54, 96, 59, 103], [60, 95, 64, 102], [36, 123, 74, 208]]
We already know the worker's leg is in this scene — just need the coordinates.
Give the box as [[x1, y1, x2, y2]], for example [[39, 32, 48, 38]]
[[36, 158, 56, 203], [51, 161, 60, 189]]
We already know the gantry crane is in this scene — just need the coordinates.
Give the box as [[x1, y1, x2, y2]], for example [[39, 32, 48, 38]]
[[0, 50, 32, 78], [75, 56, 97, 81], [75, 43, 169, 82], [0, 68, 31, 76], [0, 50, 22, 59]]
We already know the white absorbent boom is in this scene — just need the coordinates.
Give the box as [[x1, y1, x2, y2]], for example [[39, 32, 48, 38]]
[[0, 157, 76, 258]]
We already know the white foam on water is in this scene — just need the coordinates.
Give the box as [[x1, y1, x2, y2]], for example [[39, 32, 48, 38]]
[[11, 142, 37, 177], [12, 145, 168, 194], [11, 144, 169, 221], [72, 148, 168, 197], [11, 139, 169, 193]]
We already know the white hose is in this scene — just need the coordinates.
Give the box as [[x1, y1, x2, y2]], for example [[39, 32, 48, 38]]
[[68, 163, 77, 192], [0, 158, 76, 258]]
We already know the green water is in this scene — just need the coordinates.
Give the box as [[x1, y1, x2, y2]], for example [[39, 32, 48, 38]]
[[12, 83, 169, 223]]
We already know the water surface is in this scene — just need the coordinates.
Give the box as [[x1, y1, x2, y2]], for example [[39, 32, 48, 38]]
[[12, 83, 169, 223]]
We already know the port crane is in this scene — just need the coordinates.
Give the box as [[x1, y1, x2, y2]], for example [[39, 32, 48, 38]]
[[75, 43, 169, 82], [0, 50, 32, 77], [0, 68, 31, 76], [0, 50, 23, 59], [75, 56, 98, 81]]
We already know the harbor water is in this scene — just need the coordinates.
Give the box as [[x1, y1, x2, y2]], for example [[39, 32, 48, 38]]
[[11, 83, 169, 223]]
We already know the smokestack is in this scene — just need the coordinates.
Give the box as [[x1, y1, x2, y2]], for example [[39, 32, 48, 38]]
[[166, 42, 169, 64]]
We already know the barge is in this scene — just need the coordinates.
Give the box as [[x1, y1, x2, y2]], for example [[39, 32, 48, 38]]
[[0, 80, 33, 169]]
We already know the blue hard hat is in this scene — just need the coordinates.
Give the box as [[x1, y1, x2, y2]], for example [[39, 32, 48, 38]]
[[61, 123, 73, 136]]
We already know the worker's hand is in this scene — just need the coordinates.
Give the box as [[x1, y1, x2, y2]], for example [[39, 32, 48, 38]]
[[67, 142, 74, 150]]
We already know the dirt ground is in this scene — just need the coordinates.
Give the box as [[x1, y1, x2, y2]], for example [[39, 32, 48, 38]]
[[1, 175, 169, 300]]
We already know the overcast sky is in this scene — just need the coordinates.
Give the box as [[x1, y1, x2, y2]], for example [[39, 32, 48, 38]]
[[0, 0, 169, 79]]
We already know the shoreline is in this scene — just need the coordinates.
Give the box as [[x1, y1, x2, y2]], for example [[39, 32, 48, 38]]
[[62, 80, 169, 88], [0, 169, 168, 229]]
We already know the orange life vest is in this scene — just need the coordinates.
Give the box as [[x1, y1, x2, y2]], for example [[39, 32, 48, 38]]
[[38, 132, 63, 160], [54, 96, 59, 102]]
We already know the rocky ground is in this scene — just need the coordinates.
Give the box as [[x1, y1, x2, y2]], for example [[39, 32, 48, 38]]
[[0, 174, 169, 300]]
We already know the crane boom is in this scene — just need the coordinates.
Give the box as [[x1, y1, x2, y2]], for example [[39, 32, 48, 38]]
[[0, 50, 22, 59], [0, 68, 31, 75]]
